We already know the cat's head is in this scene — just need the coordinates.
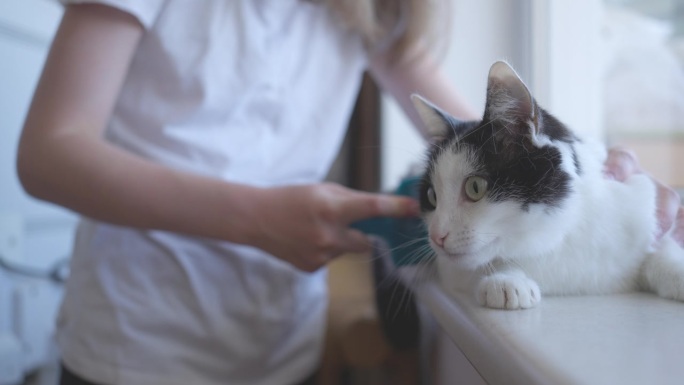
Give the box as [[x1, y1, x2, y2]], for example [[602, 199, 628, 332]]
[[414, 61, 582, 269]]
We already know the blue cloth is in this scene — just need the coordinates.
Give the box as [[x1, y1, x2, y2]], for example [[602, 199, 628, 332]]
[[351, 176, 430, 266]]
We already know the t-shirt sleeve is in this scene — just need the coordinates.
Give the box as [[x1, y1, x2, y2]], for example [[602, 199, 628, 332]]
[[57, 0, 165, 29]]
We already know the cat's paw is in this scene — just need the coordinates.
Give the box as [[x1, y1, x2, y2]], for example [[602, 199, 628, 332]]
[[476, 274, 541, 310]]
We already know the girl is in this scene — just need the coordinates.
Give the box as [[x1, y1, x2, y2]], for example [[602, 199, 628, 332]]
[[17, 1, 682, 384]]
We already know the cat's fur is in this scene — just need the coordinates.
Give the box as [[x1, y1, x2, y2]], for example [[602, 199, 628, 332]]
[[413, 61, 684, 310]]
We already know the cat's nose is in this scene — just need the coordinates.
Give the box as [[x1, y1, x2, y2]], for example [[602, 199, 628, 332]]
[[431, 233, 448, 248]]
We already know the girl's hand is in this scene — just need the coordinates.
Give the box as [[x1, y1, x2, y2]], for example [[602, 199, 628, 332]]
[[603, 147, 683, 247], [250, 183, 419, 272]]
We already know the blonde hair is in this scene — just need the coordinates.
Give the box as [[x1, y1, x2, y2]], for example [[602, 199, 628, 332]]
[[318, 0, 446, 62]]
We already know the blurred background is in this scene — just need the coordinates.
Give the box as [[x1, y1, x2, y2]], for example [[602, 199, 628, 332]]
[[0, 0, 683, 384]]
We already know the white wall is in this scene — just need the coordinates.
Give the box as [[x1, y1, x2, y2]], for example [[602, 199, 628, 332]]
[[0, 2, 79, 380], [0, 0, 75, 270], [531, 0, 603, 139]]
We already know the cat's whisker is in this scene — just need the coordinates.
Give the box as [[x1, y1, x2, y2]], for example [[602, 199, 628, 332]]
[[395, 255, 438, 315]]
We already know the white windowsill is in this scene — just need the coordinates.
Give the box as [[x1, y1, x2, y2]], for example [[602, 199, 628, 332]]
[[416, 280, 684, 385]]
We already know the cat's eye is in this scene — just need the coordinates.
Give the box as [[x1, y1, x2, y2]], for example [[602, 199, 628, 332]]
[[464, 176, 488, 201], [426, 187, 437, 208]]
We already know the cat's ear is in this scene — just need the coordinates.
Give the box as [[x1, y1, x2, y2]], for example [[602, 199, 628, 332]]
[[410, 94, 461, 142], [484, 61, 539, 136]]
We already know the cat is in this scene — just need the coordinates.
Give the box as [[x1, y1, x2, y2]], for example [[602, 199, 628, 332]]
[[411, 61, 684, 310]]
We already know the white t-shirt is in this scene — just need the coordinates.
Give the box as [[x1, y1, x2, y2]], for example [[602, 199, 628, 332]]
[[55, 1, 368, 385]]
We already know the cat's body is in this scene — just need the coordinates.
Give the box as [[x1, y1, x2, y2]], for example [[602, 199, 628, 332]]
[[413, 61, 684, 310]]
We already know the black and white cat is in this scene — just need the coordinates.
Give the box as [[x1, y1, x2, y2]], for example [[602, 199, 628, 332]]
[[413, 61, 684, 310]]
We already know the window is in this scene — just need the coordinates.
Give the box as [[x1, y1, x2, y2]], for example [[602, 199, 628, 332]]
[[603, 0, 684, 192]]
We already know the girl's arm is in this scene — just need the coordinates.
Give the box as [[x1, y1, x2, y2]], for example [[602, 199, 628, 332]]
[[17, 4, 418, 271], [368, 48, 479, 138]]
